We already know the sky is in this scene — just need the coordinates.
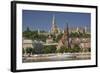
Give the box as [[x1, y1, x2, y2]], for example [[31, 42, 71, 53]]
[[22, 10, 91, 32]]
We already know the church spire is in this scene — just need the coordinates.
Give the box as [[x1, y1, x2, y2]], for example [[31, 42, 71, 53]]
[[64, 22, 69, 34], [51, 14, 60, 35], [66, 22, 70, 47], [52, 14, 56, 25], [66, 22, 69, 35]]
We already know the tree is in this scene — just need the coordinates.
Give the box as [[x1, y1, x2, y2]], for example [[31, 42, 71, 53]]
[[71, 44, 81, 53], [64, 47, 72, 53], [42, 45, 57, 54], [22, 48, 25, 54], [37, 34, 47, 42], [70, 32, 80, 37], [23, 30, 48, 42], [23, 31, 33, 39], [56, 46, 66, 53], [55, 33, 63, 42], [32, 48, 35, 55], [26, 47, 33, 56], [32, 41, 44, 54]]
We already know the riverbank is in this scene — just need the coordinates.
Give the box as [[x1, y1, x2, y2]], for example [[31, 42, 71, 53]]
[[23, 52, 91, 63]]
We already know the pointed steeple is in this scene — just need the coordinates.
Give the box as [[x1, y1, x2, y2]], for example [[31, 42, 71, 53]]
[[51, 14, 60, 35], [52, 14, 56, 25], [66, 22, 70, 48], [57, 22, 70, 50], [63, 22, 70, 48], [66, 22, 69, 34], [51, 14, 57, 34], [64, 22, 69, 34]]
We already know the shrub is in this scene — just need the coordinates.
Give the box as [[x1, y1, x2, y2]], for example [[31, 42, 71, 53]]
[[71, 44, 81, 53], [32, 41, 44, 54], [42, 45, 57, 54], [22, 48, 25, 54], [26, 47, 33, 54]]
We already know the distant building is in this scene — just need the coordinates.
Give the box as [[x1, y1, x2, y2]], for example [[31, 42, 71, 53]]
[[67, 26, 89, 34], [79, 38, 91, 52], [46, 35, 53, 43], [57, 23, 91, 52], [22, 39, 33, 49]]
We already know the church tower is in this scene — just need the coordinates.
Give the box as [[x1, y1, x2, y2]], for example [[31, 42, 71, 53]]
[[64, 23, 70, 48], [51, 14, 60, 35], [57, 23, 70, 50]]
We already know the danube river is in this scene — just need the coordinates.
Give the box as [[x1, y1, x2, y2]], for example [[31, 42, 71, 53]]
[[22, 52, 91, 63]]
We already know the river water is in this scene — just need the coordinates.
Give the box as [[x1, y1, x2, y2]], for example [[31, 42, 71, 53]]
[[23, 53, 91, 63]]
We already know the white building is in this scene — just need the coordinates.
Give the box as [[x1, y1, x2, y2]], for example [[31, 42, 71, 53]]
[[22, 39, 33, 49]]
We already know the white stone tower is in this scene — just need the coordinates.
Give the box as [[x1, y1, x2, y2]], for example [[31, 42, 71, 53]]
[[51, 14, 60, 35]]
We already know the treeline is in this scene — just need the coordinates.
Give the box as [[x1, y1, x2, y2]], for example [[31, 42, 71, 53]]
[[23, 44, 89, 55], [23, 29, 90, 42], [23, 30, 47, 42]]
